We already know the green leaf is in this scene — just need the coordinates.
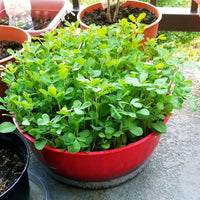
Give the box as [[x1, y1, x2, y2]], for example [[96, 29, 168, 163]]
[[89, 69, 101, 78], [73, 140, 81, 152], [39, 89, 48, 96], [129, 15, 136, 23], [130, 99, 143, 108], [0, 105, 6, 110], [34, 139, 47, 150], [189, 102, 197, 111], [105, 127, 115, 135], [129, 123, 143, 136], [139, 72, 148, 83], [73, 100, 82, 108], [157, 114, 166, 120], [136, 109, 149, 116], [154, 78, 167, 86], [109, 104, 122, 120], [152, 121, 167, 133], [77, 137, 87, 142], [74, 108, 84, 115], [68, 133, 76, 140], [81, 101, 92, 109], [101, 143, 110, 150], [125, 77, 141, 86], [0, 122, 16, 133], [58, 107, 70, 116], [91, 124, 103, 131], [65, 87, 74, 95], [99, 132, 105, 138], [37, 114, 50, 125], [68, 145, 79, 154], [113, 131, 123, 137], [137, 13, 146, 23], [171, 101, 182, 110], [22, 119, 30, 126], [75, 58, 85, 66], [156, 89, 168, 95], [79, 130, 90, 137]]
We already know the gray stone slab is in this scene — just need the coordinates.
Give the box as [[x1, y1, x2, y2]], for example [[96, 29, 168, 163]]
[[28, 65, 200, 200]]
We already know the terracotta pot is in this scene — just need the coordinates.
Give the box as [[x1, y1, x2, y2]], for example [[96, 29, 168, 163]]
[[0, 0, 70, 36], [0, 26, 31, 123], [14, 116, 169, 182], [0, 131, 30, 200], [194, 0, 200, 17], [0, 26, 31, 66], [77, 0, 162, 41]]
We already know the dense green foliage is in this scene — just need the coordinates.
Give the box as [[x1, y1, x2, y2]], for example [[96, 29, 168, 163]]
[[0, 18, 196, 153]]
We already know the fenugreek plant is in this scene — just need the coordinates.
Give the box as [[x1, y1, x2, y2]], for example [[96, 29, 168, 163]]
[[0, 16, 196, 153]]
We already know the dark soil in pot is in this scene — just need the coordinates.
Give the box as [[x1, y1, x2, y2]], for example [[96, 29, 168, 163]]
[[0, 144, 24, 195], [0, 17, 52, 30], [82, 5, 157, 26], [0, 40, 22, 60]]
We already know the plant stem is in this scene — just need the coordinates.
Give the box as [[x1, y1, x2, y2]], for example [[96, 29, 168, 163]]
[[113, 0, 120, 22], [107, 0, 112, 23]]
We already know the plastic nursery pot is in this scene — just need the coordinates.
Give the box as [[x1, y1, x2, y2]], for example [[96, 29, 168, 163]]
[[77, 0, 162, 41], [0, 131, 30, 200], [0, 0, 70, 36], [14, 116, 170, 182], [0, 26, 31, 123]]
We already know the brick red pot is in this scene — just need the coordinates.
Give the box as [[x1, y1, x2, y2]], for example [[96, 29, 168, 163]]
[[0, 26, 31, 123], [77, 0, 162, 41], [0, 26, 31, 66], [14, 116, 169, 182]]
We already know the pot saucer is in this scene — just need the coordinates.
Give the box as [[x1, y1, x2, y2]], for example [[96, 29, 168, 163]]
[[28, 171, 50, 200], [46, 158, 150, 189]]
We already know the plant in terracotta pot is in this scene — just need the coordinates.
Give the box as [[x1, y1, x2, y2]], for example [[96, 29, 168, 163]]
[[0, 19, 197, 187], [77, 0, 162, 41], [0, 26, 31, 123]]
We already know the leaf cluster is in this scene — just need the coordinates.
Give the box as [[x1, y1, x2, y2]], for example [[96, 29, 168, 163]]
[[0, 17, 196, 153]]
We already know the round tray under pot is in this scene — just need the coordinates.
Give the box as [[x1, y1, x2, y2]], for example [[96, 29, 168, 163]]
[[46, 158, 150, 189]]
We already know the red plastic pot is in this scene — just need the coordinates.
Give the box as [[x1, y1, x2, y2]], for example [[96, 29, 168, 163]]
[[77, 1, 162, 41], [0, 0, 70, 36], [14, 116, 169, 182]]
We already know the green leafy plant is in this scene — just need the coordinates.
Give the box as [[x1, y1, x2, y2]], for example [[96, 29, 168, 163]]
[[0, 122, 16, 133], [0, 17, 196, 153]]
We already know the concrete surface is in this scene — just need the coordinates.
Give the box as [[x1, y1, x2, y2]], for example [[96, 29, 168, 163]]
[[28, 65, 200, 200]]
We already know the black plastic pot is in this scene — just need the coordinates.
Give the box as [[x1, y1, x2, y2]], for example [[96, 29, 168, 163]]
[[0, 131, 30, 200]]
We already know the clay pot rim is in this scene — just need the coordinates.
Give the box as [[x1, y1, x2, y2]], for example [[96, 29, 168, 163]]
[[0, 25, 31, 65]]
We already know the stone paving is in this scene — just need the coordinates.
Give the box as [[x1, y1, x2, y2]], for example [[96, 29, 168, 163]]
[[28, 65, 200, 200]]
